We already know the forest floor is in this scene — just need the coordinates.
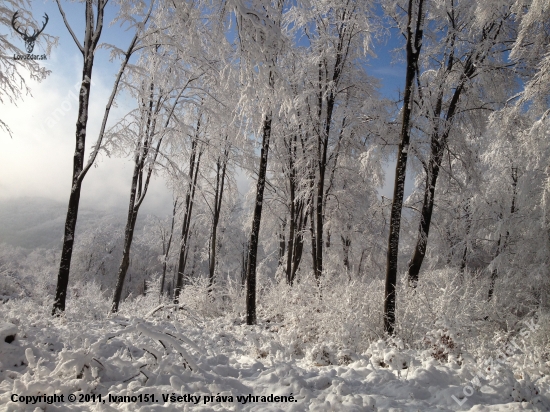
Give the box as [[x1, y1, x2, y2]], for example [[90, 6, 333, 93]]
[[0, 299, 549, 411]]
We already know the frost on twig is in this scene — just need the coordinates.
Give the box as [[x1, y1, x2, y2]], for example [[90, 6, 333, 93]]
[[134, 322, 199, 371], [145, 304, 202, 325]]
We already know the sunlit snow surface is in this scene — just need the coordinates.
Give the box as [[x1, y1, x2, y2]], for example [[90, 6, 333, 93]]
[[0, 303, 548, 411]]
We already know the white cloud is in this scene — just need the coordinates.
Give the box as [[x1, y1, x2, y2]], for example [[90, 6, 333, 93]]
[[0, 47, 172, 216]]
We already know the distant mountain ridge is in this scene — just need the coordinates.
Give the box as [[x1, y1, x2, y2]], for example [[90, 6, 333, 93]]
[[0, 197, 122, 250]]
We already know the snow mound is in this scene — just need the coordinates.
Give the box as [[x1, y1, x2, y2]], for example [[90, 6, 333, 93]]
[[0, 297, 549, 411]]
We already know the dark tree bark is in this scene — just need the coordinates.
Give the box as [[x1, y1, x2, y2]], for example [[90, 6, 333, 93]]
[[52, 0, 104, 315], [170, 264, 178, 296], [384, 0, 425, 335], [111, 83, 158, 313], [459, 200, 471, 277], [309, 166, 318, 278], [246, 114, 272, 325], [111, 156, 141, 312], [406, 81, 465, 286], [189, 241, 199, 278], [278, 220, 287, 268], [160, 197, 178, 299], [315, 75, 329, 278], [311, 13, 352, 281], [241, 240, 249, 289], [303, 72, 319, 279], [209, 144, 228, 289], [52, 0, 150, 315], [289, 202, 308, 284], [356, 248, 367, 279], [283, 133, 310, 285], [406, 11, 504, 286], [174, 119, 203, 303], [342, 235, 351, 272], [111, 79, 186, 313], [314, 61, 338, 280], [285, 138, 297, 283], [488, 166, 518, 300]]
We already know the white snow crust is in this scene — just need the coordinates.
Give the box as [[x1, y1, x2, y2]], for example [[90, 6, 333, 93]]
[[0, 304, 548, 412]]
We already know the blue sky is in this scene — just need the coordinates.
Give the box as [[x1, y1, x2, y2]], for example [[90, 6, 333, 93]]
[[1, 0, 410, 216]]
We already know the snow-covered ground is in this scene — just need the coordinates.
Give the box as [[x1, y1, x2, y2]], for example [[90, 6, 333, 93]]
[[0, 296, 549, 412]]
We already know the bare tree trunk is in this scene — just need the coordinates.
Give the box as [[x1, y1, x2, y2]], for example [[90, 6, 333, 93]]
[[160, 197, 178, 300], [111, 78, 186, 313], [459, 200, 471, 277], [52, 0, 149, 315], [384, 0, 425, 335], [543, 168, 550, 312], [356, 248, 366, 279], [314, 75, 336, 280], [284, 132, 308, 284], [285, 195, 308, 285], [342, 235, 351, 273], [309, 195, 317, 277], [189, 241, 199, 278], [312, 18, 352, 282], [488, 234, 500, 301], [111, 83, 157, 313], [241, 240, 249, 289], [284, 133, 298, 285], [488, 166, 517, 301], [288, 125, 313, 281], [307, 157, 318, 278], [407, 78, 469, 286], [286, 193, 296, 284], [52, 1, 98, 315], [246, 114, 272, 325], [209, 146, 228, 289], [170, 264, 177, 296], [406, 136, 444, 285], [291, 207, 307, 284], [174, 120, 203, 303], [111, 161, 140, 312], [407, 8, 503, 287], [278, 219, 286, 268]]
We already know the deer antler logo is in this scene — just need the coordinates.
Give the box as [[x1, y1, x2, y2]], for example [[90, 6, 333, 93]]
[[11, 11, 49, 54]]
